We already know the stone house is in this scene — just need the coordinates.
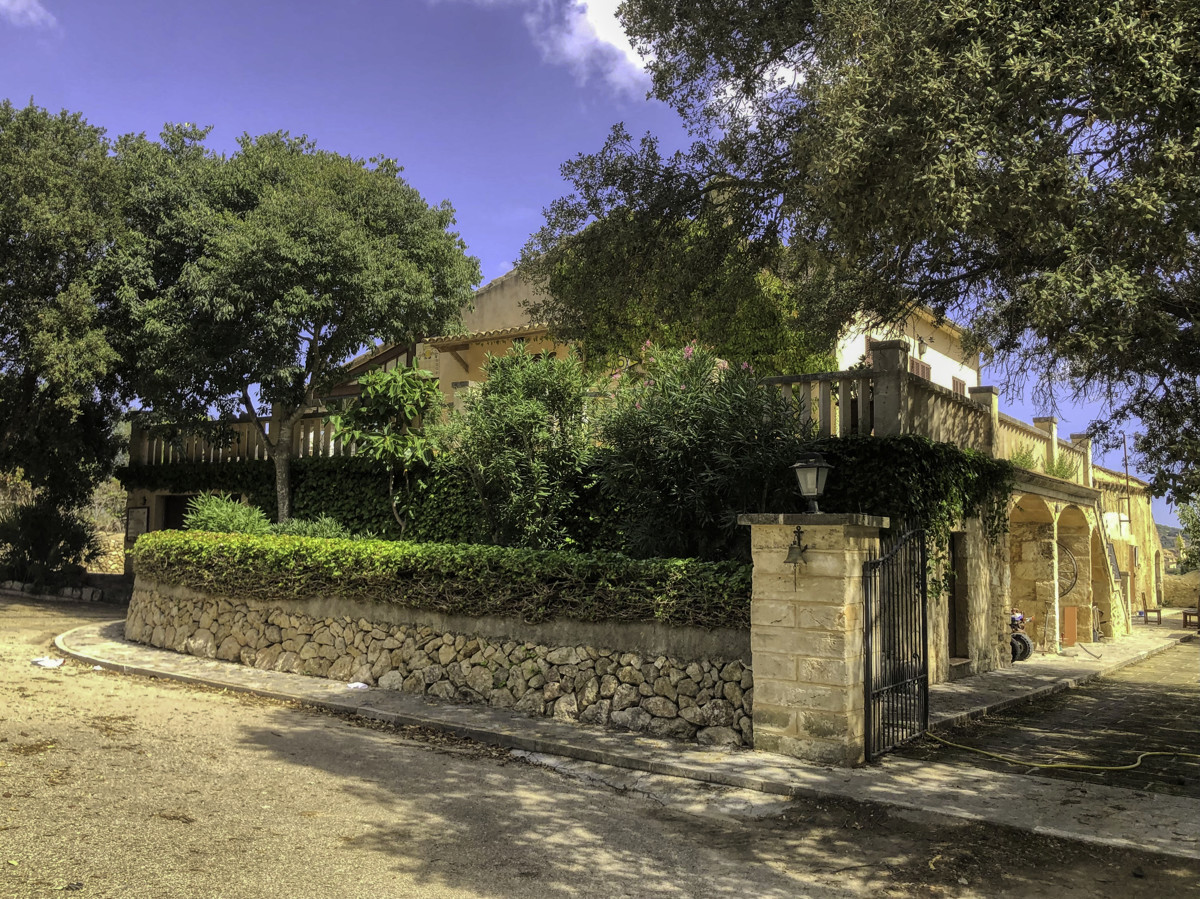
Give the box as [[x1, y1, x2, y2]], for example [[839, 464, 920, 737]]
[[124, 271, 1165, 690]]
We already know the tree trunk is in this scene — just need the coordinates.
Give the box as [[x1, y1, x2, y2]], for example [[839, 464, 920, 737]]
[[272, 422, 294, 522]]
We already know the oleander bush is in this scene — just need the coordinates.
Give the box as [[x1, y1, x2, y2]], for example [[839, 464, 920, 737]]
[[131, 530, 753, 630]]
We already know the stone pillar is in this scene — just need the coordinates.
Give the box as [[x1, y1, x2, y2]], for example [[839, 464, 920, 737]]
[[1033, 416, 1059, 472], [968, 386, 1001, 458], [738, 513, 889, 767], [1070, 433, 1093, 487], [869, 340, 909, 437]]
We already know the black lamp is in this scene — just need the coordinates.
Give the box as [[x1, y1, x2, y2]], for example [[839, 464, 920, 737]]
[[791, 453, 832, 513]]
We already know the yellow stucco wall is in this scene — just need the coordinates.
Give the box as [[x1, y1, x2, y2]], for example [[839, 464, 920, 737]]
[[835, 311, 981, 391]]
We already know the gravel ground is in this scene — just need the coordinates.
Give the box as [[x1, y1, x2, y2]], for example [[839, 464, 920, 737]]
[[2, 597, 1197, 899]]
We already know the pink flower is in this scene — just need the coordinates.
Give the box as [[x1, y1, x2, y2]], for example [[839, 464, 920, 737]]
[[647, 357, 655, 364], [643, 339, 653, 349], [635, 402, 642, 410], [740, 361, 750, 370], [683, 345, 694, 360], [717, 359, 729, 371]]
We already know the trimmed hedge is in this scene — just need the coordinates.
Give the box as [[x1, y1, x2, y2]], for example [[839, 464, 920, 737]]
[[131, 530, 753, 630]]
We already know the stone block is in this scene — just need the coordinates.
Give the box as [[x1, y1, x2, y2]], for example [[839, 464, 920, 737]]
[[750, 600, 798, 628]]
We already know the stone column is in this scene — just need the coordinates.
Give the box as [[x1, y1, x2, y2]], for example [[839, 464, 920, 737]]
[[1033, 416, 1059, 472], [739, 513, 888, 767], [968, 386, 1001, 458], [869, 340, 909, 437], [1070, 433, 1094, 487]]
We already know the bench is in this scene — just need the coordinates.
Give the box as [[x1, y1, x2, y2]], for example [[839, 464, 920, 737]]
[[1184, 607, 1199, 629]]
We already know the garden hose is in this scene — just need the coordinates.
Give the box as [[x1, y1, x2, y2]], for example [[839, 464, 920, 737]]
[[926, 733, 1200, 772]]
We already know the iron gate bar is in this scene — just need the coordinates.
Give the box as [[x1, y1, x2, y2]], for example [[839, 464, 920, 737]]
[[863, 528, 929, 761]]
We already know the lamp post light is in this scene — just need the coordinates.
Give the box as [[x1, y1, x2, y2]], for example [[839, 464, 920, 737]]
[[791, 453, 832, 513]]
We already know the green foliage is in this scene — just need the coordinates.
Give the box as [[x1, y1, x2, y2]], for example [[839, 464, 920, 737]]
[[271, 516, 353, 539], [0, 101, 124, 505], [131, 530, 753, 630], [0, 500, 100, 590], [1043, 455, 1080, 482], [1177, 504, 1200, 574], [112, 127, 481, 519], [433, 345, 593, 549], [182, 493, 273, 536], [116, 456, 485, 544], [596, 342, 807, 560], [1008, 445, 1040, 471], [538, 0, 1200, 504], [328, 365, 443, 535], [806, 436, 1015, 547], [520, 198, 836, 375]]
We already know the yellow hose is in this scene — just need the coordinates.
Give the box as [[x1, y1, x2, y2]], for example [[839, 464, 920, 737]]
[[927, 732, 1200, 771]]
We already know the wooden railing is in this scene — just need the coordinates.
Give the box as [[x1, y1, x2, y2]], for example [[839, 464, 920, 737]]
[[132, 412, 353, 466], [129, 338, 1095, 489], [763, 370, 878, 437]]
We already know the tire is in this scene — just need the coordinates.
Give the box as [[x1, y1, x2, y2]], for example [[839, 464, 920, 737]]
[[1011, 632, 1034, 662]]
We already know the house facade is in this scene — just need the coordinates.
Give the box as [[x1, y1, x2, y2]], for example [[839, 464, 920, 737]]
[[123, 271, 1165, 691]]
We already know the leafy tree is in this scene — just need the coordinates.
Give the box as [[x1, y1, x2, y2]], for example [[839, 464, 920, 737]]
[[327, 364, 443, 536], [1178, 504, 1200, 574], [535, 0, 1200, 502], [116, 129, 481, 520], [520, 161, 839, 374], [0, 100, 124, 505], [433, 345, 593, 549]]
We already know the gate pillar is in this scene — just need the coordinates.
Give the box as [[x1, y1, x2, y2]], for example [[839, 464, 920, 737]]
[[739, 513, 888, 767]]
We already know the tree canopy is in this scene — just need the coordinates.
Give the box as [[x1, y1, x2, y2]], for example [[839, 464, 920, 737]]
[[528, 0, 1200, 501], [0, 101, 123, 505], [116, 129, 481, 519]]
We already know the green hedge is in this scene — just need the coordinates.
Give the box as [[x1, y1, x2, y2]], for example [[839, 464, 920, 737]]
[[131, 530, 753, 630], [117, 457, 484, 542]]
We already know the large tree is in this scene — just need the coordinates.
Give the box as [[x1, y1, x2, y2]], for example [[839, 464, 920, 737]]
[[0, 101, 123, 505], [531, 0, 1200, 501], [117, 129, 481, 519]]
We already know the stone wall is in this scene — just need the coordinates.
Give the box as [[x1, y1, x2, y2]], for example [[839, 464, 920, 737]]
[[1163, 570, 1199, 608], [126, 580, 754, 747]]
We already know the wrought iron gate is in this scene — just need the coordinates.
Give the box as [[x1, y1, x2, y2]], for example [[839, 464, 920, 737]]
[[863, 528, 929, 761]]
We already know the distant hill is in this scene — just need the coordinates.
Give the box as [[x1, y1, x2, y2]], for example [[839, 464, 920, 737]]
[[1158, 524, 1187, 547]]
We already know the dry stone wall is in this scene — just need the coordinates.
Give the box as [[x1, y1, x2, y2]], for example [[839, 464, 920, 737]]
[[126, 581, 754, 747]]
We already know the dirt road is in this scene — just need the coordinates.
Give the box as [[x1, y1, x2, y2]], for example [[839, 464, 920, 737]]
[[2, 598, 1196, 898]]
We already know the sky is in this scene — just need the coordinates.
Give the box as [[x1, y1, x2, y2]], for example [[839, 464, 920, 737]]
[[1, 0, 1178, 526]]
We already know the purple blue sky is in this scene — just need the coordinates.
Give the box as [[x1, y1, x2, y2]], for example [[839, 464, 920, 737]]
[[1, 0, 1176, 524]]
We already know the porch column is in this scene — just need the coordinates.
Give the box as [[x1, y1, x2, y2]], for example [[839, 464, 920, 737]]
[[968, 386, 1001, 458], [739, 513, 888, 767]]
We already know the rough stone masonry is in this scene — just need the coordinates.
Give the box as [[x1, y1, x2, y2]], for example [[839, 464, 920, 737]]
[[126, 582, 754, 747]]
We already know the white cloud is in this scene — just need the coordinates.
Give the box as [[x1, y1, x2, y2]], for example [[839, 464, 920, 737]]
[[443, 0, 650, 95], [0, 0, 57, 28]]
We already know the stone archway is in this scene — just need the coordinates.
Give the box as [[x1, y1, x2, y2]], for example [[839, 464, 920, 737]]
[[1057, 506, 1092, 644], [1008, 494, 1057, 651]]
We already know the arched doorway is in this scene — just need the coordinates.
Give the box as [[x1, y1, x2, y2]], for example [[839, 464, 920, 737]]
[[1008, 495, 1056, 652], [1057, 506, 1091, 644]]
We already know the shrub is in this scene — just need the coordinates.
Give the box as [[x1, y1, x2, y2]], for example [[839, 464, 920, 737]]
[[272, 515, 353, 539], [182, 493, 272, 535], [0, 500, 100, 589], [595, 342, 807, 561], [131, 530, 753, 630], [433, 345, 594, 549]]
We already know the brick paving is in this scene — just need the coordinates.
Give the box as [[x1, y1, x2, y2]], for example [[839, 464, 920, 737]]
[[903, 641, 1200, 797]]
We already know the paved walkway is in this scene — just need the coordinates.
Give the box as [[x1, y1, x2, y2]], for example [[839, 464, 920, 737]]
[[911, 641, 1199, 797], [56, 618, 1199, 862]]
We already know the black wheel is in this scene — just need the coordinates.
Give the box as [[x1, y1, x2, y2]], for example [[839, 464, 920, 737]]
[[1056, 542, 1078, 598], [1011, 632, 1034, 662]]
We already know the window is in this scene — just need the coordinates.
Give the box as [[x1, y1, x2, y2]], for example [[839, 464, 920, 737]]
[[952, 377, 966, 396], [908, 358, 932, 380]]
